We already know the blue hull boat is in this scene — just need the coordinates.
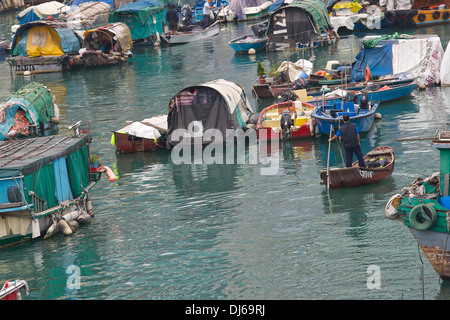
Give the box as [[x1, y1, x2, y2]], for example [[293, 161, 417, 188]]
[[311, 102, 379, 135], [307, 82, 417, 107], [228, 34, 267, 53]]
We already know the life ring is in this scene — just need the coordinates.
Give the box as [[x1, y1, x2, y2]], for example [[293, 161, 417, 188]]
[[365, 66, 371, 83], [315, 70, 327, 76], [443, 11, 449, 19], [432, 10, 440, 19], [385, 10, 396, 24], [409, 204, 437, 231], [417, 13, 426, 22]]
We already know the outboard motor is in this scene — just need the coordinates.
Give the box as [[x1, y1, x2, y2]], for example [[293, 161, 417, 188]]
[[280, 109, 294, 140], [251, 23, 266, 38], [360, 90, 369, 109]]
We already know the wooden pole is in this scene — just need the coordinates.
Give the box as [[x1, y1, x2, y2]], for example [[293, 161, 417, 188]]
[[396, 136, 434, 142], [327, 125, 332, 194]]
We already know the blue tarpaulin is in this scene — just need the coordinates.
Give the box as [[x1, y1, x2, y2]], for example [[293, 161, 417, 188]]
[[351, 41, 394, 83], [269, 0, 284, 12], [18, 11, 41, 24], [53, 157, 73, 202], [115, 0, 161, 12], [54, 28, 82, 54]]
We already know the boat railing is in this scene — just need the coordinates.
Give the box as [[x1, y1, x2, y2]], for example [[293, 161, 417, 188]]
[[28, 191, 47, 213], [434, 123, 450, 141]]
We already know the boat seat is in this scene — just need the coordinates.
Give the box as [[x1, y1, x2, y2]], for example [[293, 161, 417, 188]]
[[263, 119, 280, 128]]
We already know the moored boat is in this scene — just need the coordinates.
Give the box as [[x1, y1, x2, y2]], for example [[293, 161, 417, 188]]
[[256, 100, 316, 140], [108, 0, 166, 46], [0, 82, 60, 140], [112, 114, 168, 153], [162, 20, 220, 45], [311, 101, 379, 135], [228, 34, 267, 53], [0, 126, 112, 247], [385, 123, 450, 280], [166, 79, 255, 148], [321, 146, 395, 188], [6, 20, 83, 75], [81, 22, 133, 67], [266, 0, 335, 51], [306, 82, 417, 107], [220, 0, 272, 21]]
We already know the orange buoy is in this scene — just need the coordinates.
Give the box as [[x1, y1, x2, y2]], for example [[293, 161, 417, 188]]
[[365, 66, 371, 82]]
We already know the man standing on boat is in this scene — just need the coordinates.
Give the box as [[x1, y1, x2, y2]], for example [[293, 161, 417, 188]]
[[202, 0, 216, 28], [328, 114, 365, 168]]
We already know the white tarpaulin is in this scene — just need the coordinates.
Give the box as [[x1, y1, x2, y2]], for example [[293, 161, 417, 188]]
[[18, 1, 70, 19], [391, 35, 443, 86], [275, 59, 314, 82], [385, 0, 411, 10], [441, 41, 450, 86]]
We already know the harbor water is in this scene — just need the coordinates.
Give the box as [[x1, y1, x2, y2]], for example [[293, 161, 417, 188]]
[[2, 10, 450, 300]]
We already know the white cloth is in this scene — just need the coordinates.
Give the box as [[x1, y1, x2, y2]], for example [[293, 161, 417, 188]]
[[441, 41, 450, 85], [127, 122, 161, 140], [275, 59, 314, 82], [391, 35, 443, 86], [17, 1, 70, 19]]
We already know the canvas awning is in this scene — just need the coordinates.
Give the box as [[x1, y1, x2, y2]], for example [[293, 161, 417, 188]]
[[11, 21, 82, 57], [83, 22, 133, 53], [108, 0, 166, 40], [166, 79, 254, 145]]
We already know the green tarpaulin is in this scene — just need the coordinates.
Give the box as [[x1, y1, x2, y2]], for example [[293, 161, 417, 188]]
[[108, 0, 166, 40], [268, 0, 332, 34]]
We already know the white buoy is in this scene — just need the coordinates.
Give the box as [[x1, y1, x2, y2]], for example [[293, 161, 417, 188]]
[[418, 83, 426, 90], [248, 48, 256, 55], [375, 113, 382, 120], [23, 71, 31, 76]]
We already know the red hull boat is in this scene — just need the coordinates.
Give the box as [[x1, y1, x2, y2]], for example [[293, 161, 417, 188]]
[[256, 101, 316, 140]]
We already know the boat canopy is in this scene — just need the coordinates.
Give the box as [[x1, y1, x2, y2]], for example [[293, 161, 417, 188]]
[[267, 0, 332, 49], [11, 21, 82, 57], [108, 0, 166, 41], [351, 34, 443, 86], [17, 1, 70, 25], [83, 22, 132, 53], [0, 136, 91, 209], [66, 1, 112, 30], [0, 82, 59, 140], [167, 79, 254, 145]]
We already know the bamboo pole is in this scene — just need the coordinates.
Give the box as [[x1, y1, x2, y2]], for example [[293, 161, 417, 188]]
[[327, 124, 332, 194], [396, 136, 434, 142]]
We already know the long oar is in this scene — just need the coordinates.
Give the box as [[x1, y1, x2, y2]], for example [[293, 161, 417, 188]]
[[327, 124, 332, 196]]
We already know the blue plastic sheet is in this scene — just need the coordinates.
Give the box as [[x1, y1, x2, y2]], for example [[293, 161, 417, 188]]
[[351, 42, 393, 83]]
